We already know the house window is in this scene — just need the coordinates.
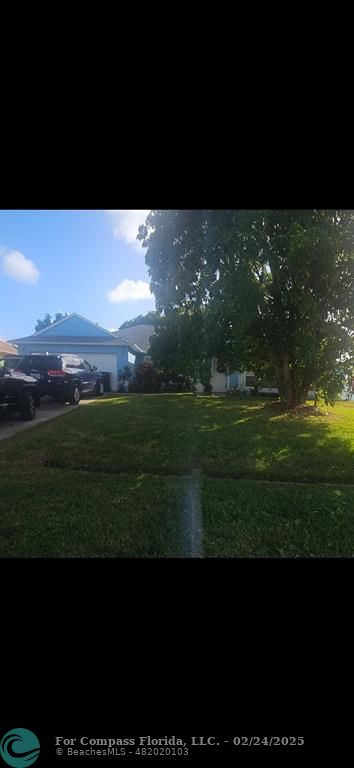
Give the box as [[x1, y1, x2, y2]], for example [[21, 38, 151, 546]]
[[246, 375, 258, 387], [128, 352, 136, 364]]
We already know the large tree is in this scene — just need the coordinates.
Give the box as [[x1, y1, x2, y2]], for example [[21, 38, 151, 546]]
[[138, 210, 354, 406], [119, 311, 161, 330], [149, 308, 213, 392]]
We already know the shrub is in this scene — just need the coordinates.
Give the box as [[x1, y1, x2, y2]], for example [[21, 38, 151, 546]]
[[129, 362, 161, 393], [129, 363, 193, 394]]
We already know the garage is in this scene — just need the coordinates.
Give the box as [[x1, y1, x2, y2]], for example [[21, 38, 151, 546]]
[[9, 314, 147, 394], [83, 353, 118, 392]]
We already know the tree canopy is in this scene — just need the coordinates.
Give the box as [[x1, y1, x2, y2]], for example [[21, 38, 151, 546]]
[[138, 211, 354, 406], [119, 311, 161, 330], [149, 308, 212, 392], [35, 313, 68, 332]]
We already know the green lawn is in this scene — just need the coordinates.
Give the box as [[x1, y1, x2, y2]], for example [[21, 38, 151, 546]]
[[1, 394, 354, 557]]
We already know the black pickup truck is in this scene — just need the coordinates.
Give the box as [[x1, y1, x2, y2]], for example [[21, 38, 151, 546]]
[[0, 364, 40, 421]]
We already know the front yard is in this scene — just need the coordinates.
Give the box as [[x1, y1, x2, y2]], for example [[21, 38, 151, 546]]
[[1, 395, 354, 557]]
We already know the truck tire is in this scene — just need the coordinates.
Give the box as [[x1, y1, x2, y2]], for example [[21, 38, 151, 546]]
[[20, 391, 36, 421]]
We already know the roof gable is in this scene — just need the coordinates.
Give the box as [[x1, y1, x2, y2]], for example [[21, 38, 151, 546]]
[[34, 313, 114, 339]]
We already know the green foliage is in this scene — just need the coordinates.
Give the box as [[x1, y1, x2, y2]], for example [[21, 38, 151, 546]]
[[35, 312, 68, 332], [159, 370, 193, 393], [129, 360, 193, 394], [129, 361, 162, 393], [149, 309, 212, 392], [35, 313, 52, 332], [118, 365, 133, 392], [139, 210, 354, 407], [119, 311, 161, 329]]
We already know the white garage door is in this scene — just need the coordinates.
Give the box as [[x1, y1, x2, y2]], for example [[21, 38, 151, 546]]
[[83, 353, 118, 392]]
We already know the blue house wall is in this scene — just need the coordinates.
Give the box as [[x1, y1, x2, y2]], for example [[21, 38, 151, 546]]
[[37, 316, 112, 338]]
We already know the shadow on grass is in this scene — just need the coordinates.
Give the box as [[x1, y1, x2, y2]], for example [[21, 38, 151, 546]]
[[2, 394, 354, 485], [192, 399, 354, 484]]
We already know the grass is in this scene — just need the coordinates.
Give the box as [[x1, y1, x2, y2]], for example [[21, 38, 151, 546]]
[[1, 394, 354, 557]]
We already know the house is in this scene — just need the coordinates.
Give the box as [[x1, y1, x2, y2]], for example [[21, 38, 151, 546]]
[[117, 328, 249, 394], [7, 318, 331, 398], [203, 362, 318, 398], [115, 325, 250, 394], [195, 359, 254, 394], [9, 314, 149, 392], [111, 324, 156, 362], [0, 339, 18, 357]]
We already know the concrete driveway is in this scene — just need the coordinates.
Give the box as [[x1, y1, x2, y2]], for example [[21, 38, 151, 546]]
[[0, 395, 99, 441]]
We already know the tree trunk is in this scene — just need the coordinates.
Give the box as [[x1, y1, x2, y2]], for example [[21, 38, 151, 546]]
[[271, 349, 311, 408], [282, 354, 294, 408], [282, 382, 308, 407], [270, 349, 286, 402], [298, 389, 308, 405]]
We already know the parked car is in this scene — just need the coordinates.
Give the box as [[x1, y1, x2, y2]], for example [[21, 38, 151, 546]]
[[243, 386, 256, 395], [258, 386, 279, 396], [0, 354, 23, 370], [0, 363, 40, 420], [13, 354, 105, 405]]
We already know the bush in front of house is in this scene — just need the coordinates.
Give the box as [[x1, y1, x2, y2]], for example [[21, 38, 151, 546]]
[[118, 365, 134, 393], [129, 362, 162, 393], [129, 363, 193, 394]]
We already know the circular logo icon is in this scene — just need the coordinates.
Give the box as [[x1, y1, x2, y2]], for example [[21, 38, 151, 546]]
[[0, 729, 40, 768]]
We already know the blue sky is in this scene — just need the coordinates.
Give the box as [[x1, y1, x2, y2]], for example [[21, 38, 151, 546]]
[[0, 210, 155, 341]]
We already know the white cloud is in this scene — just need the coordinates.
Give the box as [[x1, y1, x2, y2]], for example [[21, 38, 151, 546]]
[[1, 248, 39, 284], [106, 210, 150, 251], [106, 279, 153, 303]]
